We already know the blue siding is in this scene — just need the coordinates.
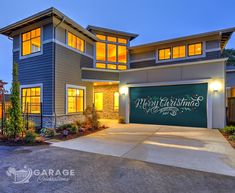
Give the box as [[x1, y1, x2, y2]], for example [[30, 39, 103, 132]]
[[13, 42, 54, 115]]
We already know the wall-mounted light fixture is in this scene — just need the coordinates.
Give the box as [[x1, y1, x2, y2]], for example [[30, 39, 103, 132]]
[[210, 81, 222, 92], [120, 86, 128, 96]]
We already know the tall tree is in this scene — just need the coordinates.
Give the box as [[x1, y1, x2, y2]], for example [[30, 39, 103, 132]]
[[6, 63, 24, 139], [222, 49, 235, 66]]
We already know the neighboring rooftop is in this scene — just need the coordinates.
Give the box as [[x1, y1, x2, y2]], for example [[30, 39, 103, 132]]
[[130, 27, 235, 51], [87, 25, 138, 41], [0, 7, 98, 41]]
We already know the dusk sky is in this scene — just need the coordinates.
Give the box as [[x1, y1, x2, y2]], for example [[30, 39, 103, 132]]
[[0, 0, 235, 90]]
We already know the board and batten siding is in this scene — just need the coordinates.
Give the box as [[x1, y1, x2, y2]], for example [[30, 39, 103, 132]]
[[55, 43, 94, 115], [14, 42, 54, 115]]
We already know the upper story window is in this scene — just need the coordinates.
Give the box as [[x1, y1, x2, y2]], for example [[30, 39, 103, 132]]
[[68, 32, 85, 53], [158, 48, 171, 60], [96, 34, 128, 70], [22, 28, 41, 56], [173, 46, 186, 59], [188, 43, 202, 56]]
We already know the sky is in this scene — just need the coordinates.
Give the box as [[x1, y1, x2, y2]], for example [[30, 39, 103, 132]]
[[0, 0, 235, 90]]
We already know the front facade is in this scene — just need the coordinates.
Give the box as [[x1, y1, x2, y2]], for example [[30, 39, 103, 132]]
[[0, 7, 234, 128]]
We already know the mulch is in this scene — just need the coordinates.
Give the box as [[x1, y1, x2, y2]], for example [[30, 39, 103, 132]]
[[219, 131, 235, 149]]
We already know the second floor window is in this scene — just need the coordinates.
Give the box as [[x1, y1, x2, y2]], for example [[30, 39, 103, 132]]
[[96, 34, 127, 70], [68, 32, 85, 53], [158, 48, 171, 60], [173, 46, 186, 59], [188, 43, 202, 56], [22, 28, 41, 56]]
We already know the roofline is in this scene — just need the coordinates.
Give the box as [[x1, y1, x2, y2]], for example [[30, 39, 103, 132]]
[[0, 7, 98, 41], [86, 25, 138, 40], [129, 27, 235, 50]]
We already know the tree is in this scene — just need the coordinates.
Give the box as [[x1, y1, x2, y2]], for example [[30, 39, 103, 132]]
[[222, 49, 235, 66], [6, 63, 24, 139]]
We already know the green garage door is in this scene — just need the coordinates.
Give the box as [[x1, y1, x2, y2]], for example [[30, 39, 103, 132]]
[[129, 83, 208, 128]]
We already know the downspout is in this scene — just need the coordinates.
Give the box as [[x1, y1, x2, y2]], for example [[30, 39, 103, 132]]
[[53, 17, 65, 129]]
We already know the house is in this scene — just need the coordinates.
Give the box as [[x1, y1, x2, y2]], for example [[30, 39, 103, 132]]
[[0, 94, 11, 119], [0, 7, 234, 129]]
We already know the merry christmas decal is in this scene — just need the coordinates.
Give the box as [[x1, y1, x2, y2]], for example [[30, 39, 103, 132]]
[[134, 95, 204, 116]]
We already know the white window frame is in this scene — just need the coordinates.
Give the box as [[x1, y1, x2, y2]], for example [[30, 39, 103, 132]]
[[19, 27, 43, 60], [20, 83, 43, 114], [65, 84, 86, 114]]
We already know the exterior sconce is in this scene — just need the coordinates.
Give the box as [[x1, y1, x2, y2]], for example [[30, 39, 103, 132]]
[[211, 81, 222, 92], [120, 86, 128, 96]]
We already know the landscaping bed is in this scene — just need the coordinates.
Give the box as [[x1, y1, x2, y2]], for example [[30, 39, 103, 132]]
[[219, 126, 235, 149]]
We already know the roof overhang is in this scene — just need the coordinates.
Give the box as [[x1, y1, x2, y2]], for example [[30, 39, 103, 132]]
[[130, 27, 235, 51], [87, 25, 138, 41], [0, 7, 98, 41]]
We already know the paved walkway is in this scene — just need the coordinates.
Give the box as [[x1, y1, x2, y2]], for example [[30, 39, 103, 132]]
[[52, 123, 235, 177]]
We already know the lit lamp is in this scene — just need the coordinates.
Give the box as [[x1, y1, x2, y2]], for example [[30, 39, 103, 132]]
[[120, 86, 128, 96], [211, 81, 222, 92]]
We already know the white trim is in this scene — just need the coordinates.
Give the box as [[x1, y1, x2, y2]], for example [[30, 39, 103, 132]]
[[205, 48, 221, 52], [81, 67, 120, 73], [226, 69, 235, 72], [120, 58, 228, 73], [82, 78, 119, 83], [125, 79, 212, 129], [19, 27, 44, 60], [65, 84, 86, 115]]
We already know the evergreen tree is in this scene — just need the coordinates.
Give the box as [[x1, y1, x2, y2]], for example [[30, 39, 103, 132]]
[[6, 63, 24, 138]]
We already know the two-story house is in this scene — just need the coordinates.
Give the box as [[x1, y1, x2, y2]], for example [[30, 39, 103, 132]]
[[0, 7, 234, 129]]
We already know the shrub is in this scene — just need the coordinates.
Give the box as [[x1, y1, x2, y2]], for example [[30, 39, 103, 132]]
[[45, 128, 55, 137], [222, 126, 235, 135], [228, 135, 235, 141], [119, 117, 125, 124], [69, 124, 78, 134], [25, 130, 37, 143], [84, 105, 100, 130]]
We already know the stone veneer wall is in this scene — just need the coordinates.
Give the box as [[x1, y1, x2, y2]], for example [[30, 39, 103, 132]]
[[94, 84, 119, 119]]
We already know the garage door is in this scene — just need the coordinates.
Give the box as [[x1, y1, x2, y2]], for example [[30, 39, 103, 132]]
[[129, 83, 208, 127]]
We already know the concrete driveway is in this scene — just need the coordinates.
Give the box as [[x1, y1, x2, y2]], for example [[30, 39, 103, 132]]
[[52, 123, 235, 177]]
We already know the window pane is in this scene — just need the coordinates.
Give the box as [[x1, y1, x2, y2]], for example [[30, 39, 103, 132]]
[[96, 34, 106, 41], [22, 41, 31, 56], [107, 64, 116, 70], [67, 88, 84, 113], [107, 36, 116, 42], [107, 44, 117, 62], [118, 65, 127, 70], [22, 32, 30, 41], [173, 46, 185, 59], [114, 92, 119, 111], [31, 37, 41, 53], [195, 43, 202, 55], [68, 32, 84, 52], [118, 45, 127, 63], [158, 48, 171, 60], [188, 43, 202, 56], [68, 97, 76, 113], [76, 96, 83, 112], [118, 38, 127, 44], [94, 93, 103, 111], [96, 63, 106, 69], [96, 42, 106, 61], [76, 37, 85, 52]]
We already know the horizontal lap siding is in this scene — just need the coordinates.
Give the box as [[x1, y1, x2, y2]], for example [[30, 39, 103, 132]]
[[14, 42, 54, 115], [55, 43, 94, 115], [130, 51, 221, 69]]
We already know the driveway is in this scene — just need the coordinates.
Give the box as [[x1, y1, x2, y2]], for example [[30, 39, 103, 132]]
[[52, 123, 235, 177], [1, 146, 235, 193]]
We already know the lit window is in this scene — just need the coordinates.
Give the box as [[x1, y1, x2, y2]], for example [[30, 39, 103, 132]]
[[96, 34, 106, 41], [67, 87, 84, 113], [173, 46, 186, 59], [94, 92, 103, 111], [21, 87, 41, 114], [96, 42, 106, 61], [188, 43, 202, 56], [158, 48, 171, 60], [68, 32, 85, 52], [107, 44, 117, 62], [96, 63, 106, 69], [107, 36, 117, 42], [118, 65, 127, 70], [22, 28, 41, 56], [118, 46, 127, 63], [107, 64, 116, 70], [118, 38, 127, 44], [114, 92, 119, 111]]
